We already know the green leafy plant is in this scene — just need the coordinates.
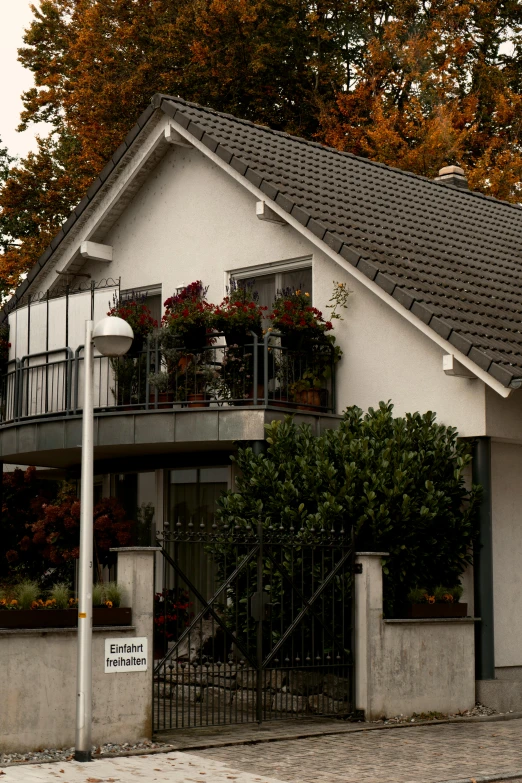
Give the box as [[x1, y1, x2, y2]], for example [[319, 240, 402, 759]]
[[450, 584, 464, 602], [92, 582, 123, 607], [92, 583, 105, 607], [148, 371, 170, 392], [162, 281, 214, 346], [49, 582, 70, 609], [269, 288, 332, 342], [108, 292, 157, 353], [104, 582, 123, 608], [216, 403, 481, 615], [213, 280, 266, 338], [407, 587, 428, 604], [14, 580, 39, 610], [408, 584, 464, 604], [326, 281, 351, 321]]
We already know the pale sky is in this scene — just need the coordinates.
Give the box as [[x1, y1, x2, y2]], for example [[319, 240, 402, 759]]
[[0, 0, 52, 159]]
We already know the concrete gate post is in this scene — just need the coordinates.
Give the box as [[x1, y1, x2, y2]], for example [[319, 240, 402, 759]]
[[111, 547, 161, 737], [354, 552, 388, 720]]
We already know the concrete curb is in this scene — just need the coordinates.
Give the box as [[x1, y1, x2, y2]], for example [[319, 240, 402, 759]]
[[434, 772, 522, 783]]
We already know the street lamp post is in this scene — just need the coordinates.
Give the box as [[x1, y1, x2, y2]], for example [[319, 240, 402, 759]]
[[75, 316, 134, 763]]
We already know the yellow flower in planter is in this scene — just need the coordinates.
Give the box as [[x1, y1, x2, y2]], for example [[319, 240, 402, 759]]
[[10, 599, 17, 606], [31, 601, 39, 610], [105, 600, 113, 609], [0, 599, 6, 607]]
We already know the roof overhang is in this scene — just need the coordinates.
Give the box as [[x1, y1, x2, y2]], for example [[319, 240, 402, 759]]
[[11, 95, 514, 399]]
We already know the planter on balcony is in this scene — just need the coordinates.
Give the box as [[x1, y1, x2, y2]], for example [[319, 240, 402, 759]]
[[182, 325, 209, 352], [187, 393, 209, 408], [0, 607, 132, 629], [149, 392, 174, 409], [295, 389, 328, 411]]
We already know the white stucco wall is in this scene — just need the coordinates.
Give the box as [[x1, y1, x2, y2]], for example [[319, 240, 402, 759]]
[[486, 387, 522, 441], [71, 143, 487, 435], [491, 440, 522, 668]]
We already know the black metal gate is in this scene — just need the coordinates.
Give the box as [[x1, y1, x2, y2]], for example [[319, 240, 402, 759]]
[[153, 519, 356, 731]]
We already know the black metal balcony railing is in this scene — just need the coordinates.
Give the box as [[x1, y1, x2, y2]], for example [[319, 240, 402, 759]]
[[0, 332, 336, 424]]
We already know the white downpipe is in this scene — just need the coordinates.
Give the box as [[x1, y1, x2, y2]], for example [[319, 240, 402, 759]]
[[75, 319, 94, 762]]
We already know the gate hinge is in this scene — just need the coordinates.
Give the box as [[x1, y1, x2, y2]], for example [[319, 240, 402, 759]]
[[354, 563, 363, 574]]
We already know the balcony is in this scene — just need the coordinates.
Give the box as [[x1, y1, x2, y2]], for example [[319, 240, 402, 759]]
[[0, 333, 340, 468]]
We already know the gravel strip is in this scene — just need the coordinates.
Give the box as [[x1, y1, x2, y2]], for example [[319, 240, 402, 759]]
[[371, 701, 501, 725], [0, 739, 175, 767]]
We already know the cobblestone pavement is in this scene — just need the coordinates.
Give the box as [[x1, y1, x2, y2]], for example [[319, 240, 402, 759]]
[[191, 718, 522, 783]]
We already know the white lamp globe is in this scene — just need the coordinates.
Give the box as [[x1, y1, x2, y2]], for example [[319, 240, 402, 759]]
[[92, 316, 134, 357]]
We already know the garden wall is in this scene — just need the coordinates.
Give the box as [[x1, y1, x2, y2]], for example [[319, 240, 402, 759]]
[[0, 548, 157, 754], [355, 553, 476, 720]]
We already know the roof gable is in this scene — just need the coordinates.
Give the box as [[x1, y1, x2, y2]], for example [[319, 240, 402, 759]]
[[10, 93, 522, 394]]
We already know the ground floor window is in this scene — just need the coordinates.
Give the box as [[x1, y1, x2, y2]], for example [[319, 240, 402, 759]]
[[168, 466, 230, 530]]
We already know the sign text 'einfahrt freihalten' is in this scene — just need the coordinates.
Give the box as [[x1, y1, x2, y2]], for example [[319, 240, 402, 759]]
[[105, 637, 148, 673]]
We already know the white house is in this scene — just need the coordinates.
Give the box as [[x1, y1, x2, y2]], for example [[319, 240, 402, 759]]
[[2, 94, 522, 718]]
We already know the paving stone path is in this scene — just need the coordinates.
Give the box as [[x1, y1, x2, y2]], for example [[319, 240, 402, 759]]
[[3, 718, 522, 782], [191, 719, 522, 783]]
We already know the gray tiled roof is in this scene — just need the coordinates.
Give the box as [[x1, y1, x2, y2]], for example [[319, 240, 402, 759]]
[[10, 94, 522, 388]]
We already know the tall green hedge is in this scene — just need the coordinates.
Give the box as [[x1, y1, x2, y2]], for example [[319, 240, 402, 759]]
[[217, 402, 481, 615]]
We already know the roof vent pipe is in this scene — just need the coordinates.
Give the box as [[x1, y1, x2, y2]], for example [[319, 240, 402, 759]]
[[435, 165, 468, 190]]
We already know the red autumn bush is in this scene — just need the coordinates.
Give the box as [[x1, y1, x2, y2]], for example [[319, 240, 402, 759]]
[[30, 486, 133, 569]]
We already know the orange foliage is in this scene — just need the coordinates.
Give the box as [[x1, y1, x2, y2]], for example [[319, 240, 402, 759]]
[[1, 0, 522, 292]]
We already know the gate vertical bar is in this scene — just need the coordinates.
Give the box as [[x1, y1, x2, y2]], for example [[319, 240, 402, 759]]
[[256, 517, 263, 725]]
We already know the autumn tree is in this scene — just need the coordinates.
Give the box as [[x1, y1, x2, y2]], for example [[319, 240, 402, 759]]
[[2, 0, 522, 292], [1, 474, 134, 583], [0, 466, 58, 581], [0, 137, 15, 256]]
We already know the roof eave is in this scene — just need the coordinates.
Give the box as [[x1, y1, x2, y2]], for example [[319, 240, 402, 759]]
[[155, 101, 513, 398]]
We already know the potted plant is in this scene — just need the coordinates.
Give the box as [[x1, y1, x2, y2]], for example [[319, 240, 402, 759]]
[[268, 289, 333, 351], [162, 281, 214, 352], [108, 293, 157, 407], [290, 371, 324, 410], [406, 585, 468, 618], [212, 280, 266, 346], [108, 293, 157, 355], [182, 352, 218, 407], [148, 371, 174, 408], [0, 580, 132, 628]]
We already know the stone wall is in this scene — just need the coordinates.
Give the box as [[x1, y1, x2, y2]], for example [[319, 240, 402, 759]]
[[0, 548, 156, 754], [355, 553, 476, 720]]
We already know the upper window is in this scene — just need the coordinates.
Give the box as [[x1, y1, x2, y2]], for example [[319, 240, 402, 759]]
[[120, 284, 162, 324], [231, 260, 312, 311]]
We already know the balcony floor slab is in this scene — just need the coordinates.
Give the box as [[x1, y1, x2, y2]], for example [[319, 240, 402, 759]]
[[0, 407, 341, 469]]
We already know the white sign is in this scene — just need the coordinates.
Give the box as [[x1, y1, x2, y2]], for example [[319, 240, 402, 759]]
[[105, 637, 148, 673]]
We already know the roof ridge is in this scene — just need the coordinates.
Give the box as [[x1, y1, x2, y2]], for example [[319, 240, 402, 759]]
[[160, 94, 522, 214]]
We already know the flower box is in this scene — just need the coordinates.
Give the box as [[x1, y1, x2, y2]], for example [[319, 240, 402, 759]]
[[0, 607, 132, 629], [407, 603, 468, 619]]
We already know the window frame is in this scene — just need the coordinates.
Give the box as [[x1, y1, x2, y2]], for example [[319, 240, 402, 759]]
[[228, 255, 313, 292]]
